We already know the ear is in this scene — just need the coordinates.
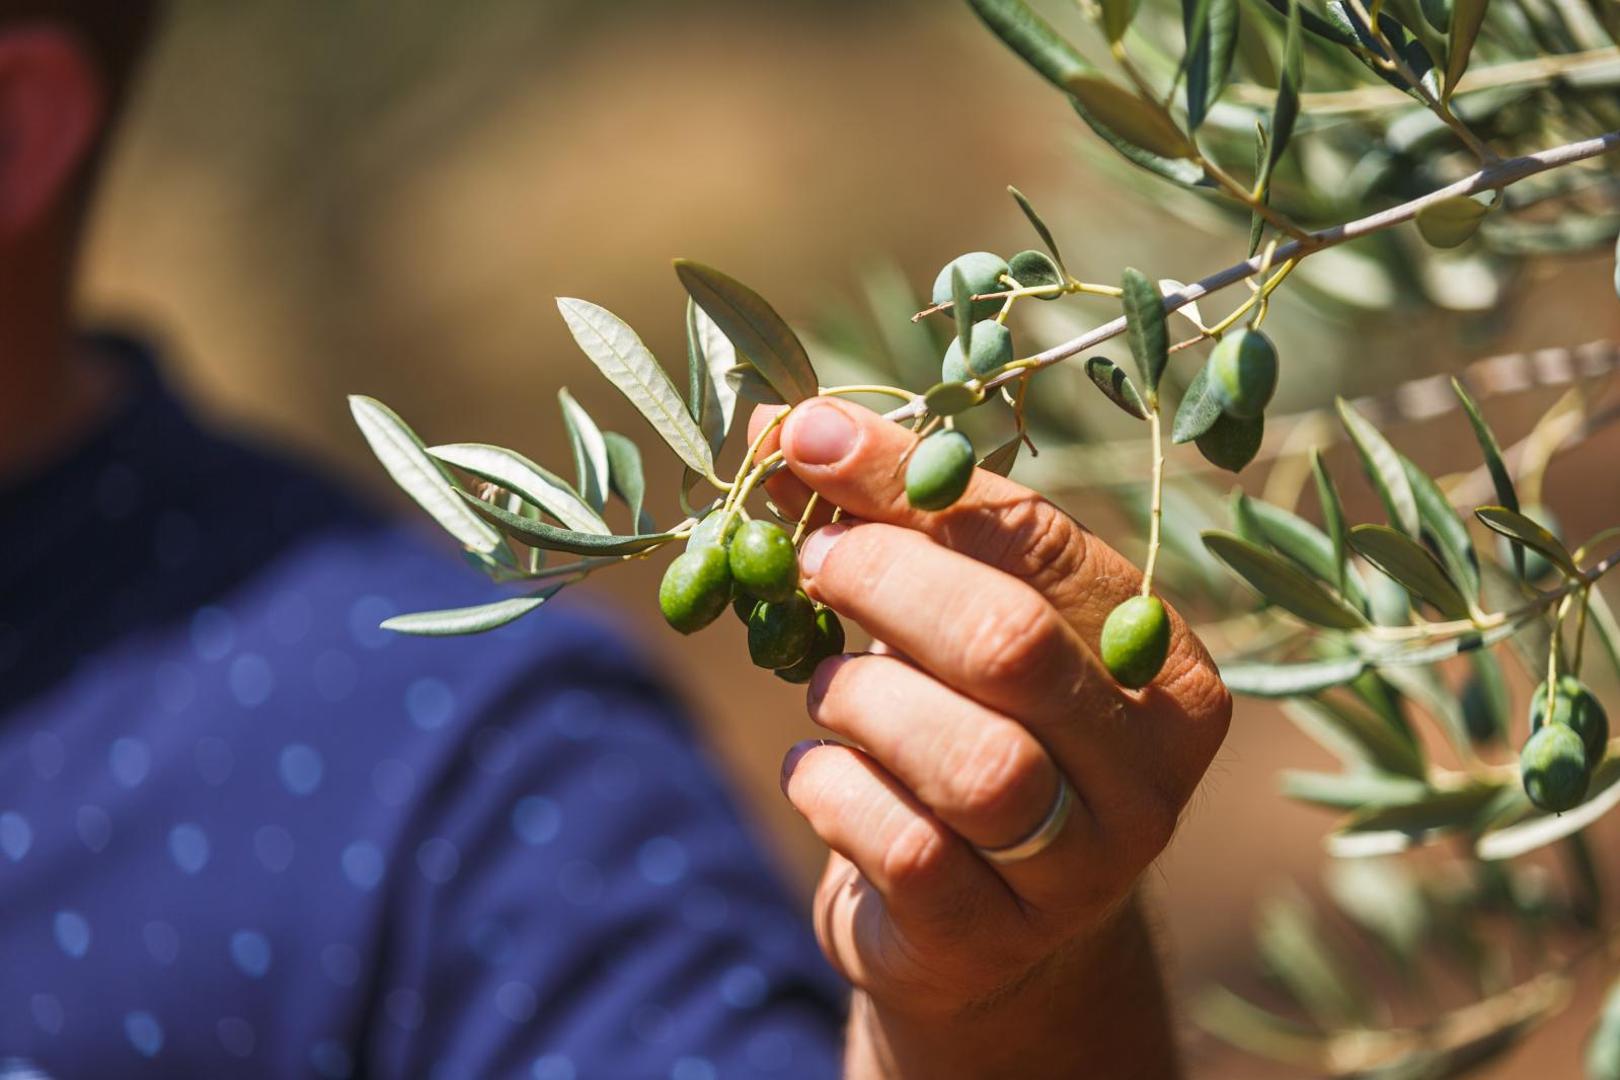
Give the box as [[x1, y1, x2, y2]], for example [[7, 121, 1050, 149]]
[[0, 25, 104, 237]]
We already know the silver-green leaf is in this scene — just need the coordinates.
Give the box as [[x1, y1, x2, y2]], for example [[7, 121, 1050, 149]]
[[429, 443, 609, 536], [674, 260, 819, 404], [381, 591, 559, 637], [558, 388, 610, 514]]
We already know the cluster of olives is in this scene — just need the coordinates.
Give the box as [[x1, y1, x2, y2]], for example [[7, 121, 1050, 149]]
[[659, 513, 845, 683], [1520, 675, 1610, 813]]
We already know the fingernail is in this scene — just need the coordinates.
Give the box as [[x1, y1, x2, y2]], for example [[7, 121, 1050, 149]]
[[780, 738, 829, 797], [799, 523, 848, 577], [786, 401, 857, 466]]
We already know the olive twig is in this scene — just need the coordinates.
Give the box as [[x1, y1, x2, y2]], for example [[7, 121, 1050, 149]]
[[1141, 407, 1166, 597]]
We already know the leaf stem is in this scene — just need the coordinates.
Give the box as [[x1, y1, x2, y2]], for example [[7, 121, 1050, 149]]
[[1142, 408, 1165, 596]]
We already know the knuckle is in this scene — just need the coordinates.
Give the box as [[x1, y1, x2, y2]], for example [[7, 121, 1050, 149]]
[[971, 597, 1067, 686], [939, 725, 1050, 833], [880, 814, 954, 893]]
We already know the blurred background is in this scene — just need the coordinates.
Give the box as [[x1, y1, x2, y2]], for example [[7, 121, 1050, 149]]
[[77, 1, 1620, 1075]]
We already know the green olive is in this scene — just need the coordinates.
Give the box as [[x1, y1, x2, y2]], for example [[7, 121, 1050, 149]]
[[748, 591, 817, 670], [1194, 410, 1264, 474], [775, 608, 847, 684], [731, 587, 760, 625], [904, 430, 976, 511], [688, 509, 740, 552], [931, 252, 1010, 321], [657, 546, 733, 634], [1209, 328, 1279, 420], [940, 320, 1014, 383], [1100, 595, 1171, 689], [728, 520, 799, 602], [1531, 675, 1610, 766], [1520, 722, 1591, 813]]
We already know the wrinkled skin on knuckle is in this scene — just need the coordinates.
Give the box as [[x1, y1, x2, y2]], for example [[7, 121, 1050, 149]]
[[880, 813, 955, 896], [969, 596, 1069, 688], [936, 720, 1049, 836]]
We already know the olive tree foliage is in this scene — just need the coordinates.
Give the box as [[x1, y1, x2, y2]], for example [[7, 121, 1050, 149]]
[[350, 0, 1620, 1073]]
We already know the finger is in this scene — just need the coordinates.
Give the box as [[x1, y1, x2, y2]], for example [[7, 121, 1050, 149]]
[[779, 739, 1014, 931], [799, 520, 1107, 725], [808, 653, 1105, 912], [745, 405, 831, 529]]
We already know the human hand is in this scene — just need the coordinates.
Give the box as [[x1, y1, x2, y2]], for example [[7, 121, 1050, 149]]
[[750, 397, 1231, 1078]]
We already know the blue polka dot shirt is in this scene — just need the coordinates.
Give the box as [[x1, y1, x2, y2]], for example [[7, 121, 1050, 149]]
[[0, 339, 845, 1079]]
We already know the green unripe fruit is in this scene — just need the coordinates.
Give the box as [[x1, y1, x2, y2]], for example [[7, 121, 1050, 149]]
[[905, 430, 976, 511], [1531, 675, 1610, 766], [658, 546, 733, 634], [775, 608, 847, 684], [931, 252, 1010, 321], [731, 588, 759, 625], [940, 320, 1014, 383], [748, 591, 817, 670], [1100, 595, 1172, 690], [688, 510, 740, 551], [1495, 504, 1561, 582], [729, 520, 799, 602], [1520, 722, 1591, 813], [1208, 329, 1278, 419]]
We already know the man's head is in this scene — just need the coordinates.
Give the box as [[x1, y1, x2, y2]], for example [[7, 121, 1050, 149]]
[[0, 1, 157, 239]]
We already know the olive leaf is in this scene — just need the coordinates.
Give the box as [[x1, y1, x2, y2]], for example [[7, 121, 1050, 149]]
[[381, 590, 560, 637], [1415, 195, 1492, 248], [1008, 249, 1064, 292], [1336, 397, 1420, 536], [1310, 449, 1349, 595], [966, 0, 1093, 90], [1461, 648, 1510, 746], [428, 443, 609, 536], [1248, 122, 1269, 257], [1183, 0, 1239, 133], [1477, 759, 1620, 861], [460, 491, 673, 555], [1255, 892, 1373, 1028], [1171, 361, 1224, 443], [602, 432, 652, 532], [349, 396, 502, 555], [1084, 356, 1150, 420], [1121, 267, 1170, 402], [978, 435, 1021, 477], [1419, 0, 1452, 33], [1203, 531, 1369, 629], [1196, 411, 1264, 472], [724, 361, 788, 405], [1256, 0, 1356, 45], [557, 388, 611, 513], [1282, 770, 1430, 811], [1100, 0, 1142, 43], [1444, 0, 1488, 100], [1263, 0, 1303, 180], [686, 299, 739, 458], [1219, 655, 1369, 697], [951, 265, 975, 355], [674, 260, 819, 403], [1349, 524, 1472, 620], [1284, 696, 1426, 778], [1007, 185, 1066, 274], [1453, 378, 1519, 513], [1067, 74, 1198, 161], [558, 298, 714, 477], [1400, 452, 1480, 604], [1070, 99, 1208, 187], [1475, 506, 1580, 577], [1239, 494, 1371, 611]]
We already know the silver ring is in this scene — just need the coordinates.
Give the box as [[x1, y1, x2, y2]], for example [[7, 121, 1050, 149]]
[[973, 779, 1073, 865]]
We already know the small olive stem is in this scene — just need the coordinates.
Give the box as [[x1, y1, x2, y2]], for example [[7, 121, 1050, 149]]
[[1573, 585, 1593, 676], [1200, 155, 1310, 240], [909, 278, 1118, 322], [878, 129, 1620, 426], [792, 492, 822, 546], [1141, 408, 1166, 595], [722, 407, 791, 521], [821, 384, 918, 403]]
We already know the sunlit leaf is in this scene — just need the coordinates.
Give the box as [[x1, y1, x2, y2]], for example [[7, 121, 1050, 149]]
[[1453, 378, 1517, 515], [1203, 531, 1369, 629], [349, 396, 502, 555], [674, 260, 819, 403], [1310, 450, 1349, 596], [1121, 267, 1170, 402], [1240, 494, 1371, 612], [1350, 524, 1471, 620], [1255, 0, 1355, 45], [1220, 655, 1368, 697], [1475, 506, 1579, 577], [1084, 356, 1150, 420], [1326, 859, 1428, 966], [1284, 696, 1425, 778], [557, 388, 610, 513], [966, 0, 1093, 90], [1401, 452, 1480, 605], [1183, 0, 1239, 133], [429, 443, 609, 536], [1329, 780, 1506, 857], [1100, 0, 1142, 42], [1067, 75, 1197, 161], [380, 590, 559, 637], [1281, 770, 1430, 811], [461, 491, 672, 555], [1255, 891, 1372, 1027], [1263, 0, 1303, 179], [724, 361, 787, 405], [1477, 758, 1620, 860], [686, 299, 739, 457], [1070, 99, 1208, 186], [1337, 397, 1420, 536]]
